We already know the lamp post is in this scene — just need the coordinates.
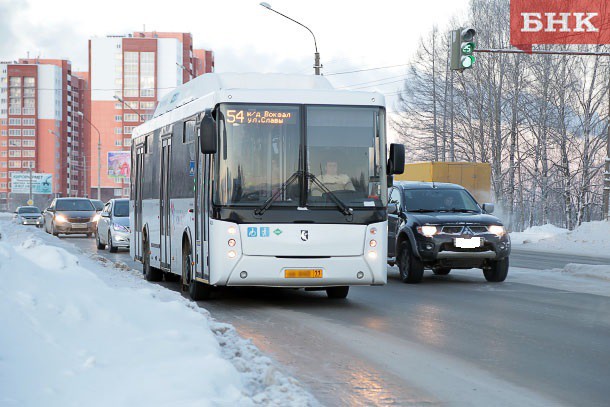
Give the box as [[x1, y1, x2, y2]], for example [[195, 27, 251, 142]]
[[77, 111, 101, 200], [47, 129, 60, 196], [259, 2, 322, 75], [113, 95, 143, 121], [175, 62, 194, 80]]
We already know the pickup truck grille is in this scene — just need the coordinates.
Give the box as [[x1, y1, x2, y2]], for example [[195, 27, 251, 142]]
[[440, 225, 489, 235]]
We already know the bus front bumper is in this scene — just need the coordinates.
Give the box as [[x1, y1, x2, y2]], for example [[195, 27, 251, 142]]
[[221, 254, 386, 287]]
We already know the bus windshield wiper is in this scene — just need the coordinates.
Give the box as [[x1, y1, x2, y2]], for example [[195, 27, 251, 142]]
[[306, 172, 353, 217], [254, 170, 301, 216]]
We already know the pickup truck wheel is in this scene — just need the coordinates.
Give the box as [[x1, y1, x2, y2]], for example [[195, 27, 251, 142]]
[[433, 267, 451, 275], [398, 242, 424, 284], [484, 257, 509, 282]]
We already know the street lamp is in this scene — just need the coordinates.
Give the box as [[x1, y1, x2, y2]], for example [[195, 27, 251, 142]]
[[77, 111, 101, 200], [176, 62, 194, 80], [48, 129, 60, 196], [259, 2, 322, 75], [113, 95, 143, 121]]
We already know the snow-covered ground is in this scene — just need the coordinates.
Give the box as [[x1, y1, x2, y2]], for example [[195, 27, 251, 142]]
[[510, 220, 610, 258], [0, 215, 318, 407]]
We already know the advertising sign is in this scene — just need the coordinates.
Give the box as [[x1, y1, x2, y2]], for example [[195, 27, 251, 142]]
[[511, 0, 610, 52], [10, 173, 53, 194], [108, 151, 131, 178]]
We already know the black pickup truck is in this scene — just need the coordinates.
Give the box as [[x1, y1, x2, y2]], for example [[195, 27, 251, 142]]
[[387, 181, 510, 283]]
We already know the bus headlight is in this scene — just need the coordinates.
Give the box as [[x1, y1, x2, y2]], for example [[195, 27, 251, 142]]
[[228, 239, 236, 247], [228, 250, 237, 258], [228, 226, 237, 234], [417, 225, 438, 237], [367, 250, 378, 260], [369, 239, 377, 247]]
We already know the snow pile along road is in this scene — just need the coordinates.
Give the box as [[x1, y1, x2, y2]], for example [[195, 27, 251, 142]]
[[0, 218, 317, 407], [510, 220, 610, 257]]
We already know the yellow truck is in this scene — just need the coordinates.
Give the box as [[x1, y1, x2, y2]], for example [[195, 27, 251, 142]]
[[394, 161, 492, 203]]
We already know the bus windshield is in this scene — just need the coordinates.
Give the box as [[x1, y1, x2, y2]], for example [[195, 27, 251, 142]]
[[215, 104, 385, 208]]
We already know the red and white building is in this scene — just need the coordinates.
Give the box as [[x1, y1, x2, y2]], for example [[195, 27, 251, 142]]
[[0, 59, 87, 211], [87, 31, 214, 201]]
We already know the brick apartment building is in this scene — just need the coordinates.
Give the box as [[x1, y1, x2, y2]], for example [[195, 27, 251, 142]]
[[87, 31, 214, 201], [0, 59, 87, 211]]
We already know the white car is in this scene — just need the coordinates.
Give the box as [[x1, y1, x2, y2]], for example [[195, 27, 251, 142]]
[[14, 206, 44, 227], [95, 198, 130, 252]]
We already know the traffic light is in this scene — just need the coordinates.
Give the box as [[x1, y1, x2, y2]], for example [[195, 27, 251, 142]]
[[450, 27, 476, 71]]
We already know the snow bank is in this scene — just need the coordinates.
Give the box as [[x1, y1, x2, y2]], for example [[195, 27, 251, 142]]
[[510, 221, 610, 257], [0, 219, 317, 407]]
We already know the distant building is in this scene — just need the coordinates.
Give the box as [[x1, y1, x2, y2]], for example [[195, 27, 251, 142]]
[[87, 31, 214, 201], [0, 59, 86, 211]]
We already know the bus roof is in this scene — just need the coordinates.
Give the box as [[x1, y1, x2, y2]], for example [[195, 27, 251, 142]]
[[132, 73, 385, 141]]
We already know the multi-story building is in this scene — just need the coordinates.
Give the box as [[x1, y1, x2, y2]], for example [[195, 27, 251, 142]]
[[0, 58, 86, 210], [87, 31, 214, 201]]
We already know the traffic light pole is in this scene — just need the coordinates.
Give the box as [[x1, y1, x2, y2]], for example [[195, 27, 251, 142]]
[[474, 47, 610, 220]]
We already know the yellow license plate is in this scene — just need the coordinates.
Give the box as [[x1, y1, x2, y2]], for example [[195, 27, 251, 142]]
[[284, 269, 323, 278]]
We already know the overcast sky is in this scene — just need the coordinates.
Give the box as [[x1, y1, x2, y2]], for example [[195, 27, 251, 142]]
[[1, 0, 470, 111]]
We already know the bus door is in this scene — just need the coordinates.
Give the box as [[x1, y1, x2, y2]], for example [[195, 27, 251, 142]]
[[195, 141, 211, 281], [134, 144, 145, 260], [160, 136, 172, 269]]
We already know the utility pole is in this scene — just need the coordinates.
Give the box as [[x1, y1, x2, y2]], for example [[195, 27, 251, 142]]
[[29, 167, 33, 205]]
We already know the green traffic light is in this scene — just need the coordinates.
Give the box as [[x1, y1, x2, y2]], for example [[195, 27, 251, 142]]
[[461, 42, 475, 55], [461, 55, 475, 68]]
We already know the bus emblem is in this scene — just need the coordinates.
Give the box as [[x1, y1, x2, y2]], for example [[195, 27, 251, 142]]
[[300, 230, 309, 241], [273, 228, 282, 236]]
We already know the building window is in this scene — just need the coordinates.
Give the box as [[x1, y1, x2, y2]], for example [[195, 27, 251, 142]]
[[125, 101, 138, 110], [23, 161, 35, 168], [0, 152, 6, 157], [115, 140, 122, 146], [22, 129, 35, 137], [115, 115, 122, 122], [115, 103, 123, 109], [140, 101, 155, 110], [1, 130, 6, 136], [22, 140, 35, 147], [23, 118, 35, 126], [0, 172, 6, 178], [8, 118, 21, 125], [0, 183, 6, 189], [141, 114, 153, 121], [9, 150, 21, 157], [124, 52, 139, 98], [22, 150, 35, 158], [8, 139, 21, 147], [140, 52, 155, 97], [123, 113, 138, 122], [114, 188, 123, 196], [9, 77, 21, 86], [24, 77, 35, 87], [123, 187, 130, 196], [113, 128, 122, 135], [123, 126, 135, 135], [0, 141, 5, 146], [123, 138, 132, 146], [23, 108, 35, 115], [8, 129, 21, 136], [8, 160, 21, 168]]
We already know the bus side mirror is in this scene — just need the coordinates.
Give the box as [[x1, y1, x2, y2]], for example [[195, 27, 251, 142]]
[[200, 109, 217, 154], [387, 175, 393, 188], [387, 143, 405, 175]]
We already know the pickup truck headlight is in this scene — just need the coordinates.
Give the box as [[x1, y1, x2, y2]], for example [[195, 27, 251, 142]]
[[488, 225, 506, 236], [417, 225, 438, 237]]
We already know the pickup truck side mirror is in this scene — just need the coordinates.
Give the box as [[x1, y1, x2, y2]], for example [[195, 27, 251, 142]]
[[482, 203, 494, 214], [46, 207, 54, 212], [387, 203, 399, 215], [101, 212, 110, 218]]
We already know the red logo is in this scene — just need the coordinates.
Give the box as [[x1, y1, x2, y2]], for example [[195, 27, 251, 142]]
[[510, 0, 610, 52]]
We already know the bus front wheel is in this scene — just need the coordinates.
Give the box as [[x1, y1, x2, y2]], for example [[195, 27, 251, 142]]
[[183, 244, 211, 301], [326, 286, 349, 299]]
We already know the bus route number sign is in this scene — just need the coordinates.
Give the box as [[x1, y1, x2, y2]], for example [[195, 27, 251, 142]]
[[226, 109, 295, 125]]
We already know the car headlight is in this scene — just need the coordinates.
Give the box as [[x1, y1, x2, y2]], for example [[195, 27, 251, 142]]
[[55, 214, 68, 223], [417, 225, 438, 237], [488, 225, 506, 236], [112, 223, 129, 232]]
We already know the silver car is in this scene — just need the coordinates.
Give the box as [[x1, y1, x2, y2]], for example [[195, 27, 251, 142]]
[[95, 198, 130, 252], [14, 206, 44, 227]]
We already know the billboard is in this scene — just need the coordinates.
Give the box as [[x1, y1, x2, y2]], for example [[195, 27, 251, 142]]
[[10, 172, 53, 194], [511, 0, 610, 52], [108, 151, 131, 178]]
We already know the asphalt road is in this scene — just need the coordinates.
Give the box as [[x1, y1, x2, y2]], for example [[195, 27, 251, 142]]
[[69, 236, 610, 406]]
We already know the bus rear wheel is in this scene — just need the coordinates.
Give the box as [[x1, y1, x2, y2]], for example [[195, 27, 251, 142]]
[[183, 244, 211, 301], [143, 240, 162, 282], [326, 286, 349, 299]]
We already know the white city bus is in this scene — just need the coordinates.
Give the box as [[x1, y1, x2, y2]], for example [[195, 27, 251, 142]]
[[130, 73, 404, 300]]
